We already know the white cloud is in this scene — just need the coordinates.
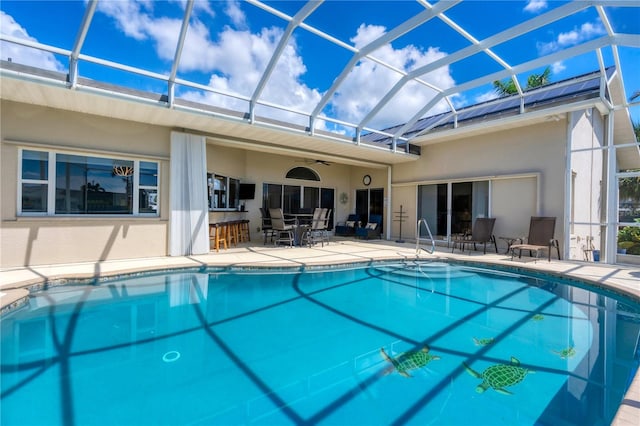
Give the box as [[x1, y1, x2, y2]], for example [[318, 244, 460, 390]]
[[351, 23, 387, 47], [178, 25, 323, 128], [474, 90, 499, 104], [330, 24, 455, 129], [190, 0, 215, 18], [96, 0, 154, 41], [551, 61, 566, 74], [537, 21, 606, 55], [225, 0, 247, 29], [0, 11, 65, 71], [524, 0, 547, 14]]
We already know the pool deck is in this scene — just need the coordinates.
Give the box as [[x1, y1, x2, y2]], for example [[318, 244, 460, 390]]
[[1, 238, 639, 425]]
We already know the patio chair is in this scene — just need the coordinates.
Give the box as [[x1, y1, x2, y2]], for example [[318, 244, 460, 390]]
[[510, 216, 561, 262], [321, 208, 332, 243], [355, 214, 383, 240], [302, 208, 329, 247], [335, 214, 361, 236], [260, 207, 276, 244], [451, 217, 498, 254], [269, 208, 296, 247]]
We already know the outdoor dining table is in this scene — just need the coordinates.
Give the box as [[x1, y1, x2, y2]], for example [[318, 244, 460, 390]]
[[287, 213, 314, 225], [285, 213, 314, 245]]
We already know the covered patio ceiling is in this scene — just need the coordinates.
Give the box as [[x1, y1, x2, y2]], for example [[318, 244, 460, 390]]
[[1, 0, 639, 166]]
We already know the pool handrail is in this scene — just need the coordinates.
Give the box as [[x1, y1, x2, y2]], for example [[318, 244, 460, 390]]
[[416, 218, 435, 255]]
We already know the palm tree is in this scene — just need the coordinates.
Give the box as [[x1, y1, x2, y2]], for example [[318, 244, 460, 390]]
[[493, 78, 517, 96], [493, 66, 552, 96], [526, 67, 551, 89]]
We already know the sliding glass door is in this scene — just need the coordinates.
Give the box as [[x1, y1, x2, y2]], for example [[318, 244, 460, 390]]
[[418, 181, 489, 240], [263, 183, 335, 227], [356, 188, 384, 230], [417, 183, 446, 239]]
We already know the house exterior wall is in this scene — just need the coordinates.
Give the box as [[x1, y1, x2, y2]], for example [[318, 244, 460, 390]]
[[1, 101, 171, 268], [2, 99, 597, 267], [390, 119, 568, 251]]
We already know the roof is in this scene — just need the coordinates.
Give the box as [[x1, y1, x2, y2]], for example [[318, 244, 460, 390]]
[[361, 66, 618, 145]]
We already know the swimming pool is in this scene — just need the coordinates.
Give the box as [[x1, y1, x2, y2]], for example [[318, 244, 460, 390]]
[[1, 260, 639, 425]]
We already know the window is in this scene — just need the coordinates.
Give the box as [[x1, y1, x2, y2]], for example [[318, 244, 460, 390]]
[[285, 167, 320, 181], [262, 183, 334, 228], [207, 173, 239, 210], [263, 183, 282, 210], [19, 149, 159, 216], [21, 150, 49, 213], [139, 161, 159, 214]]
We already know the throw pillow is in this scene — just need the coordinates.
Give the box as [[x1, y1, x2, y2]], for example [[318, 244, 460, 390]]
[[345, 220, 355, 227], [366, 222, 377, 230]]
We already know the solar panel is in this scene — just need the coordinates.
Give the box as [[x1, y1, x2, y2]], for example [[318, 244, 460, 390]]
[[358, 66, 611, 147]]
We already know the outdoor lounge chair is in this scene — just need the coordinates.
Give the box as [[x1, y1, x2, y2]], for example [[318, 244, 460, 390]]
[[335, 214, 361, 236], [510, 216, 561, 262], [355, 214, 383, 240], [451, 217, 498, 254]]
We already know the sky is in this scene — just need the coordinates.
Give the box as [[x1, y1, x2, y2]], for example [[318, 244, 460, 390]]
[[1, 0, 639, 134]]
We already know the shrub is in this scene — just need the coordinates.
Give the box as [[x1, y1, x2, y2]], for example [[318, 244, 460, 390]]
[[618, 219, 640, 255]]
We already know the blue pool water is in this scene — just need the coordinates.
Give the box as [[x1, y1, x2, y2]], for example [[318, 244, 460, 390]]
[[1, 261, 639, 425]]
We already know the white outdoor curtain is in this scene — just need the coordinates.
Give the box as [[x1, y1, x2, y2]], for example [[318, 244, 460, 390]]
[[169, 131, 209, 256]]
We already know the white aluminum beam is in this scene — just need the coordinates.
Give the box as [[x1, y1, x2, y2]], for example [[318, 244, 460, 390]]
[[358, 0, 590, 131], [310, 0, 459, 120], [250, 1, 322, 123], [68, 0, 97, 88], [168, 0, 194, 107]]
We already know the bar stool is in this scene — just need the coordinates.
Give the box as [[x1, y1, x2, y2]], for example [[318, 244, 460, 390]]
[[226, 221, 238, 247], [210, 223, 227, 252], [239, 219, 251, 242]]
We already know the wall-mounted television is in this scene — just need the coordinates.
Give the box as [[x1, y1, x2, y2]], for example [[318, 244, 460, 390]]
[[239, 183, 256, 200]]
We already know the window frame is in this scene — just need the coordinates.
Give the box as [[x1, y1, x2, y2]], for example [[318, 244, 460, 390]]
[[207, 172, 240, 211], [17, 147, 160, 217]]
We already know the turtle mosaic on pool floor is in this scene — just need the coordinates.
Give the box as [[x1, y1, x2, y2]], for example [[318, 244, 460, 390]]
[[380, 345, 441, 378], [463, 356, 533, 395], [552, 346, 576, 358], [473, 337, 495, 346]]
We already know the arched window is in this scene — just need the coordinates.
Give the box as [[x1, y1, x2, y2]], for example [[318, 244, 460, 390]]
[[286, 167, 320, 181]]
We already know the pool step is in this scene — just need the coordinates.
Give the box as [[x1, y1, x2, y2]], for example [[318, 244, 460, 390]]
[[372, 262, 476, 280]]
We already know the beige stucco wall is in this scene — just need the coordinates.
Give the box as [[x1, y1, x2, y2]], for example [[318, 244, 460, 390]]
[[390, 119, 568, 249], [1, 101, 171, 268]]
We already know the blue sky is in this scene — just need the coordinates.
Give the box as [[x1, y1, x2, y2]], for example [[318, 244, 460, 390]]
[[1, 0, 639, 132]]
